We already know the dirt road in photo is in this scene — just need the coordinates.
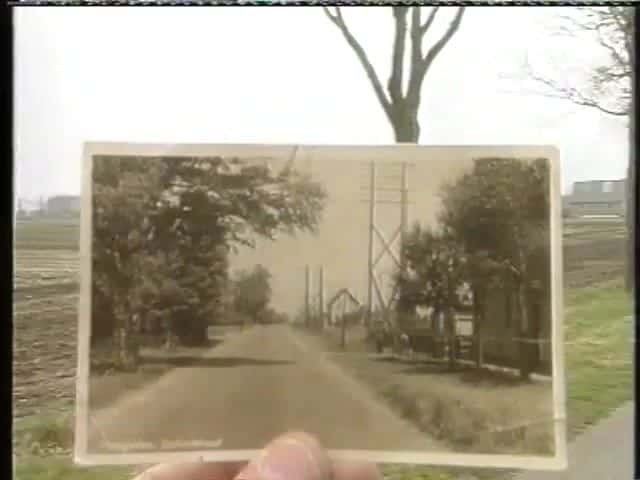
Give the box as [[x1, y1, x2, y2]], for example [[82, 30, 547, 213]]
[[87, 324, 441, 453]]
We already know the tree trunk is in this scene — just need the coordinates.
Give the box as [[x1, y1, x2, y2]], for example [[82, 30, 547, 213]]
[[515, 281, 532, 380], [511, 243, 534, 381], [625, 107, 635, 292], [114, 304, 139, 370], [392, 106, 420, 143], [91, 293, 115, 344], [625, 17, 636, 293], [445, 276, 457, 370], [446, 306, 457, 370], [341, 315, 347, 350], [472, 284, 483, 369], [116, 327, 139, 370], [164, 314, 179, 350], [529, 288, 542, 373], [189, 316, 209, 346]]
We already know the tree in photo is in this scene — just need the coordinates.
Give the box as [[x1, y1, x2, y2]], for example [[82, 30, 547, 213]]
[[92, 155, 327, 366], [323, 6, 465, 142], [150, 157, 326, 343], [396, 224, 468, 369], [232, 265, 273, 325], [92, 156, 168, 367], [439, 157, 551, 379]]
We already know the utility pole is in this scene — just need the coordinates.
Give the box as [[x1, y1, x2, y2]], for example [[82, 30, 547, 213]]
[[318, 266, 325, 329], [362, 160, 413, 327], [305, 265, 312, 327], [367, 161, 376, 327], [400, 162, 409, 269]]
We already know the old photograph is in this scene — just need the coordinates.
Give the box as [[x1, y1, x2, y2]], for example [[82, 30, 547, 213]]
[[75, 143, 565, 469]]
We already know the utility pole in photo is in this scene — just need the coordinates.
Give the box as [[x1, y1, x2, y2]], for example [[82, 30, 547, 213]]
[[361, 160, 413, 329], [318, 266, 325, 330], [305, 264, 312, 327]]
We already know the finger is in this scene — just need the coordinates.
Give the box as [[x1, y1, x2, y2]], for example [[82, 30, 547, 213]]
[[132, 460, 246, 480], [332, 460, 382, 480], [234, 431, 331, 480]]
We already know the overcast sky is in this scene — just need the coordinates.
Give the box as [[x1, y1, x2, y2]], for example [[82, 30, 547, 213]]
[[14, 6, 628, 203]]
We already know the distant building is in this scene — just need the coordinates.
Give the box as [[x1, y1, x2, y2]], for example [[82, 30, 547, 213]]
[[563, 179, 626, 218], [46, 195, 81, 214]]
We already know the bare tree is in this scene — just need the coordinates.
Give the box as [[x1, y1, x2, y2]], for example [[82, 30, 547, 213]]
[[523, 7, 632, 116], [323, 7, 465, 143], [521, 6, 634, 291]]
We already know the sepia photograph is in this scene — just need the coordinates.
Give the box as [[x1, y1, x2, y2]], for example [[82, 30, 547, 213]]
[[74, 143, 565, 469]]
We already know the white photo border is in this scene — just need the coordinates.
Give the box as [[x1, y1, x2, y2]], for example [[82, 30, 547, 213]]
[[74, 142, 567, 471]]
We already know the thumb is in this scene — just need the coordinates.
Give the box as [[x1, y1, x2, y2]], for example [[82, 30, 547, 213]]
[[235, 432, 331, 480]]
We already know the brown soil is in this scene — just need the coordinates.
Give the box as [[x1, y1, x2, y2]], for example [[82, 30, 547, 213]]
[[563, 237, 626, 289], [13, 292, 78, 419]]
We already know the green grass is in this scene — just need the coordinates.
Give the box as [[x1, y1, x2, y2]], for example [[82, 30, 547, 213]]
[[382, 466, 505, 480], [564, 284, 633, 436], [13, 412, 133, 480], [14, 459, 130, 480], [13, 411, 74, 456]]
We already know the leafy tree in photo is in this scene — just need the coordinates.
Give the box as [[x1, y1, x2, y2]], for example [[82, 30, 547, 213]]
[[149, 156, 326, 342], [91, 154, 327, 362], [439, 157, 550, 379], [232, 265, 273, 325], [91, 156, 167, 366], [260, 307, 288, 325], [396, 224, 468, 369]]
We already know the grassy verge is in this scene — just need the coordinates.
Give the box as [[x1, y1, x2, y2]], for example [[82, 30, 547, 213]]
[[298, 325, 553, 457], [563, 283, 633, 437], [13, 408, 132, 480], [13, 404, 135, 480], [13, 410, 74, 457], [14, 458, 131, 480]]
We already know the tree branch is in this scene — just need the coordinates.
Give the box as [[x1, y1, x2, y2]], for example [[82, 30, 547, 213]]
[[607, 7, 634, 67], [406, 7, 425, 105], [388, 7, 409, 104], [420, 6, 439, 36], [406, 7, 465, 105], [525, 61, 629, 116], [506, 7, 633, 120], [594, 22, 628, 70], [323, 7, 392, 118], [423, 7, 466, 68]]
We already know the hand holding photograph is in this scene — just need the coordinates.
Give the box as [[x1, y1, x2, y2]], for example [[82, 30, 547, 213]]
[[74, 143, 566, 471]]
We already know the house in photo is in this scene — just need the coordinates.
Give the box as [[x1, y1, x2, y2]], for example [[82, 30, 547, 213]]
[[327, 288, 362, 327], [563, 179, 626, 218]]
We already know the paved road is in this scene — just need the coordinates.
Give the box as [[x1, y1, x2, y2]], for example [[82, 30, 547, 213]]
[[88, 324, 440, 454], [514, 402, 634, 480]]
